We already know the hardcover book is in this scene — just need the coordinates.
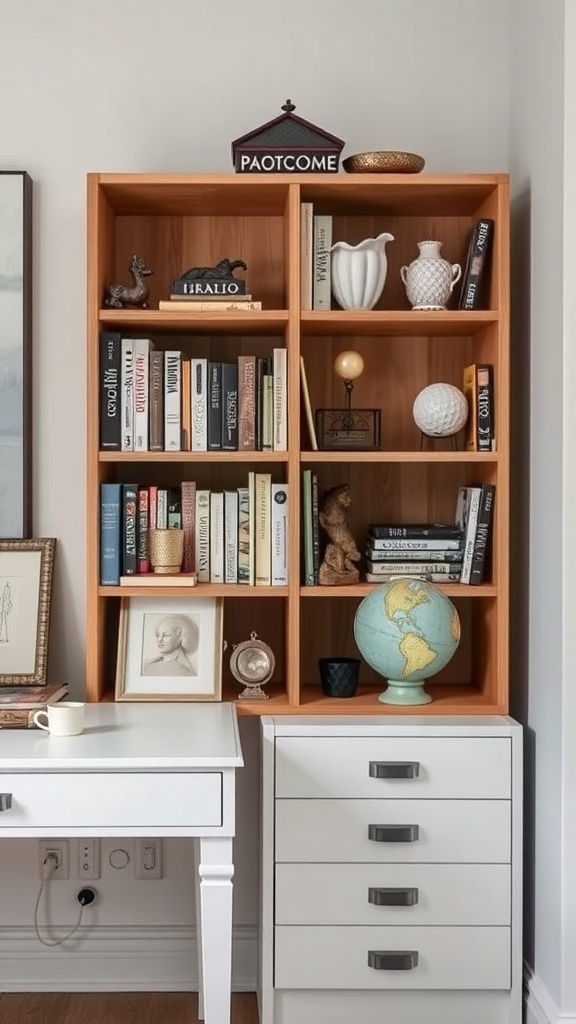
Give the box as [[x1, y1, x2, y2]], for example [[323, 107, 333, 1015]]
[[120, 338, 134, 452], [254, 472, 272, 586], [463, 363, 495, 452], [137, 486, 150, 574], [181, 480, 197, 574], [208, 361, 222, 451], [122, 483, 138, 577], [469, 484, 496, 585], [312, 214, 333, 310], [209, 491, 225, 583], [238, 354, 256, 451], [237, 486, 251, 585], [455, 485, 482, 583], [133, 338, 152, 451], [195, 489, 210, 582], [149, 348, 165, 452], [458, 218, 494, 310], [100, 482, 122, 585], [224, 490, 239, 584], [368, 523, 463, 540], [300, 203, 313, 310], [273, 348, 287, 451], [164, 351, 182, 452], [99, 331, 121, 451], [271, 483, 289, 586], [221, 361, 239, 450], [191, 357, 208, 451]]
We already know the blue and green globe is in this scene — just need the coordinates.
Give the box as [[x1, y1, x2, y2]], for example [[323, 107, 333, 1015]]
[[354, 579, 461, 705]]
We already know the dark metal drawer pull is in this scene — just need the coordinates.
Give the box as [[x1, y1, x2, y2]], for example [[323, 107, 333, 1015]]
[[368, 950, 419, 971], [368, 823, 419, 843], [0, 794, 13, 812], [368, 886, 419, 906], [369, 761, 420, 779]]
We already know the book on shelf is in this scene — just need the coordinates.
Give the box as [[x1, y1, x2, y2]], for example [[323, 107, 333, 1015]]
[[167, 487, 181, 529], [208, 361, 223, 451], [313, 214, 333, 310], [158, 299, 262, 311], [455, 485, 483, 584], [271, 483, 289, 586], [300, 202, 313, 310], [120, 337, 134, 452], [368, 536, 463, 552], [100, 482, 122, 585], [254, 472, 272, 586], [181, 357, 191, 451], [149, 348, 165, 451], [0, 683, 70, 729], [164, 351, 182, 452], [273, 347, 287, 451], [209, 491, 225, 583], [368, 523, 463, 540], [366, 546, 464, 563], [247, 471, 256, 586], [463, 363, 495, 452], [122, 483, 138, 577], [365, 559, 463, 576], [469, 484, 496, 585], [99, 331, 121, 451], [458, 218, 494, 310], [224, 490, 239, 584], [311, 471, 321, 584], [156, 488, 168, 530], [137, 486, 150, 574], [167, 292, 253, 302], [191, 357, 208, 452], [221, 362, 239, 450], [364, 571, 462, 585], [119, 572, 198, 588], [133, 338, 152, 452], [195, 489, 210, 583], [301, 469, 315, 586], [300, 355, 318, 451], [238, 354, 256, 451], [181, 480, 197, 573], [237, 486, 251, 585]]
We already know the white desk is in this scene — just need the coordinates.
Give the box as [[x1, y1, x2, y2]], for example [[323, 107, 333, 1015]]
[[0, 703, 244, 1024]]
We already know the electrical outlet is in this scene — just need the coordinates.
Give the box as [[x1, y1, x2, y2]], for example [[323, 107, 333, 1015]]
[[134, 839, 163, 879], [78, 839, 101, 879], [39, 840, 69, 880]]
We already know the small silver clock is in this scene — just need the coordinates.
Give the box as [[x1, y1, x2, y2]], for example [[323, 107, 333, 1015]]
[[229, 632, 275, 700]]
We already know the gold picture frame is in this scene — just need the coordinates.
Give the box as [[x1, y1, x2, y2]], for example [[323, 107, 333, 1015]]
[[0, 538, 56, 686], [115, 596, 223, 702]]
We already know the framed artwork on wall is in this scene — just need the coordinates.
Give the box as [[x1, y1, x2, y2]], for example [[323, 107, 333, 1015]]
[[0, 171, 33, 539], [0, 538, 56, 686], [115, 595, 223, 702]]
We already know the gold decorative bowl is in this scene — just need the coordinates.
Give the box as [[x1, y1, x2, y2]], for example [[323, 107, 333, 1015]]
[[343, 151, 425, 174]]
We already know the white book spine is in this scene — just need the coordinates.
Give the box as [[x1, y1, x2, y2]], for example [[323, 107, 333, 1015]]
[[120, 338, 134, 452], [247, 471, 255, 586], [237, 486, 251, 585], [133, 338, 151, 451], [209, 491, 225, 583], [156, 488, 168, 530], [460, 487, 482, 583], [273, 348, 287, 451], [271, 483, 289, 586], [164, 351, 181, 452], [224, 490, 239, 584], [313, 214, 333, 310], [300, 202, 313, 310], [195, 490, 211, 583], [191, 357, 208, 451]]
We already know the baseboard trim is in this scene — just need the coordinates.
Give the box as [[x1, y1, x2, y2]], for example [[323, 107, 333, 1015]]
[[0, 924, 257, 991], [524, 962, 576, 1024]]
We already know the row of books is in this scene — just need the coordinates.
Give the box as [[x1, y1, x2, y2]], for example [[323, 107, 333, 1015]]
[[99, 331, 287, 453], [463, 362, 495, 452], [299, 207, 494, 313], [100, 475, 289, 588]]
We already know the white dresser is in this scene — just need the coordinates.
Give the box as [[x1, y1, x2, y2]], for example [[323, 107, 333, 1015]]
[[260, 715, 522, 1024]]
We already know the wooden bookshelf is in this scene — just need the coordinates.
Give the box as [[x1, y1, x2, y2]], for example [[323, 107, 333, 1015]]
[[86, 172, 509, 714]]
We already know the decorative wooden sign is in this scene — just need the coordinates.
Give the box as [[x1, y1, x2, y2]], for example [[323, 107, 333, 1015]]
[[232, 100, 345, 174]]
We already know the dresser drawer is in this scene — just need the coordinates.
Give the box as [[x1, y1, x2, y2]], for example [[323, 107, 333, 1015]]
[[275, 799, 510, 863], [275, 736, 510, 799], [276, 863, 511, 925], [0, 773, 223, 829], [275, 925, 510, 990]]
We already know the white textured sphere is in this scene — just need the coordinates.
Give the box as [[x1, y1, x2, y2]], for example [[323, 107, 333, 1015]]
[[413, 383, 468, 437]]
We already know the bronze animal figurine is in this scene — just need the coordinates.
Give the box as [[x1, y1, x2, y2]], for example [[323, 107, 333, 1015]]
[[104, 254, 153, 308], [177, 258, 247, 281], [318, 483, 361, 586]]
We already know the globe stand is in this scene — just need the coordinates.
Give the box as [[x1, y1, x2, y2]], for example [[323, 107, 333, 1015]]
[[419, 431, 459, 452], [378, 678, 433, 706]]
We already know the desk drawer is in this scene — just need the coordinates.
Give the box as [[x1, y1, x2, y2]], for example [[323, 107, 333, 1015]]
[[275, 925, 510, 990], [275, 799, 510, 863], [275, 737, 510, 799], [0, 773, 222, 828], [275, 863, 511, 925]]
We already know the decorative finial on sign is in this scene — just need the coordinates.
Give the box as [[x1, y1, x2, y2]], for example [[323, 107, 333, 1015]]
[[281, 99, 296, 113]]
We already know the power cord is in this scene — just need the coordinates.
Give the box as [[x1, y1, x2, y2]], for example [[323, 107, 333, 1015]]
[[34, 852, 85, 947]]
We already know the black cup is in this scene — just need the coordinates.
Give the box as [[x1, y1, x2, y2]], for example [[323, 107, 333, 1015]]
[[318, 657, 361, 698]]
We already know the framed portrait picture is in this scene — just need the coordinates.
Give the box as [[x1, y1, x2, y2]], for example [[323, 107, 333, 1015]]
[[0, 538, 56, 686], [115, 596, 223, 702], [0, 172, 33, 539]]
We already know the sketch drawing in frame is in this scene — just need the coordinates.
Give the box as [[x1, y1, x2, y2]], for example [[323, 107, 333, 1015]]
[[0, 538, 56, 686], [115, 596, 223, 702], [0, 172, 33, 539]]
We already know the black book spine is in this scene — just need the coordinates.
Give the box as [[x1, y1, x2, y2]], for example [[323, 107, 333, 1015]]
[[207, 361, 222, 451], [477, 364, 494, 452], [469, 485, 496, 585], [122, 483, 138, 576], [311, 471, 321, 584], [221, 362, 239, 450], [99, 331, 122, 450], [368, 524, 463, 539], [458, 218, 494, 310]]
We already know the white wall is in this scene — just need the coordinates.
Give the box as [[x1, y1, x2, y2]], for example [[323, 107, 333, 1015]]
[[510, 0, 576, 1019], [0, 0, 511, 987]]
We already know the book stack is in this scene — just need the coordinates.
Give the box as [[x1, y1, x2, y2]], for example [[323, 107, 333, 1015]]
[[158, 293, 262, 312], [364, 524, 465, 584], [0, 683, 69, 729], [455, 484, 496, 585]]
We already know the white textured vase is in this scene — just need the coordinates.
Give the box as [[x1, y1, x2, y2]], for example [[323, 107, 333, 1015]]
[[330, 232, 394, 310], [400, 240, 461, 310], [413, 383, 468, 437]]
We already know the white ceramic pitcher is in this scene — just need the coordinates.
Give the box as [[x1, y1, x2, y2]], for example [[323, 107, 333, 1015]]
[[330, 232, 394, 310]]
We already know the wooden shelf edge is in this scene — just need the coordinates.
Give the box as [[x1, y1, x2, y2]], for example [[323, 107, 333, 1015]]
[[99, 450, 288, 463], [233, 684, 505, 717], [300, 584, 497, 598], [301, 451, 499, 464]]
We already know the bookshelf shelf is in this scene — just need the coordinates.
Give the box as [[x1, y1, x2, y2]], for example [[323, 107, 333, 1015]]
[[87, 172, 509, 715]]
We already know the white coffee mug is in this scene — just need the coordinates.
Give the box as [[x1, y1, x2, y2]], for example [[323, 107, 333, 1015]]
[[33, 702, 86, 736]]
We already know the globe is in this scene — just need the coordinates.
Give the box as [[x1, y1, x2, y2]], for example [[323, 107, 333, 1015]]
[[354, 579, 461, 705], [412, 383, 468, 438]]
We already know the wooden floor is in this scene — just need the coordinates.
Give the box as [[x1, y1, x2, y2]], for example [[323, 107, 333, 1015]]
[[0, 992, 259, 1023]]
